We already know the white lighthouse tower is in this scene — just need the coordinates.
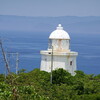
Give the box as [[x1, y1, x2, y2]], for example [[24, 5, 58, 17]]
[[40, 24, 78, 75]]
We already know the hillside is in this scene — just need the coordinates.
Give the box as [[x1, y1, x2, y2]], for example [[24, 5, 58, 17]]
[[0, 68, 100, 100]]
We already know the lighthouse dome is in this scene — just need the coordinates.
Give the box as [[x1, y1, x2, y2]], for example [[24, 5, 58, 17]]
[[49, 24, 70, 40]]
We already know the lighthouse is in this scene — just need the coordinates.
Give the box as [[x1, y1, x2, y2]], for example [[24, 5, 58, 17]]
[[40, 24, 78, 75]]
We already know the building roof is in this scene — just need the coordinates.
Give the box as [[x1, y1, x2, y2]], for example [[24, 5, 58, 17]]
[[49, 24, 70, 39]]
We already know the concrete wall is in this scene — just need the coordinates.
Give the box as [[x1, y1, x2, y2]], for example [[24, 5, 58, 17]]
[[40, 54, 77, 75]]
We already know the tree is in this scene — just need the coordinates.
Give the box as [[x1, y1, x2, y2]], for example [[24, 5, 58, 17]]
[[52, 68, 73, 85]]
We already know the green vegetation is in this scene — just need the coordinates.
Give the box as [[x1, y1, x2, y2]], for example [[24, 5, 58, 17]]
[[0, 68, 100, 100]]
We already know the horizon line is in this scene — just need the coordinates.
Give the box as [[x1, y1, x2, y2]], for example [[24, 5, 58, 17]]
[[0, 14, 100, 18]]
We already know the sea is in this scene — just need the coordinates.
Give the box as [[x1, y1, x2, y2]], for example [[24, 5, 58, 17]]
[[0, 31, 100, 75]]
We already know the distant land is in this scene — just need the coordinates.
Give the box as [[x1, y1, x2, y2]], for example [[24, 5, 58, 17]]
[[0, 15, 100, 34]]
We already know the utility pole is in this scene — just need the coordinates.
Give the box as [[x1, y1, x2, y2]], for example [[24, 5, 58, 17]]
[[50, 45, 53, 84], [7, 52, 19, 74], [0, 40, 10, 74], [16, 53, 19, 74]]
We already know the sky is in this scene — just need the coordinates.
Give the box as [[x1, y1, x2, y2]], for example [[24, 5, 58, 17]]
[[0, 0, 100, 17]]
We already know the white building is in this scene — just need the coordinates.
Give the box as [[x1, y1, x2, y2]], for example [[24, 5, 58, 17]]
[[40, 24, 78, 75]]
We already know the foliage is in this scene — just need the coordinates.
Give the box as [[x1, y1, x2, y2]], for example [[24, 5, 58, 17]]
[[0, 68, 100, 100], [18, 69, 27, 74], [52, 68, 73, 85], [0, 74, 4, 82]]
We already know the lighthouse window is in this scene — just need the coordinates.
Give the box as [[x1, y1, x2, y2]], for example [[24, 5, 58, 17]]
[[44, 58, 47, 61], [70, 61, 73, 65], [48, 39, 52, 49], [48, 52, 51, 54]]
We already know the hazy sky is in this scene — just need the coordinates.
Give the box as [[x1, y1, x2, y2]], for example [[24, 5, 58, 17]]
[[0, 0, 100, 17]]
